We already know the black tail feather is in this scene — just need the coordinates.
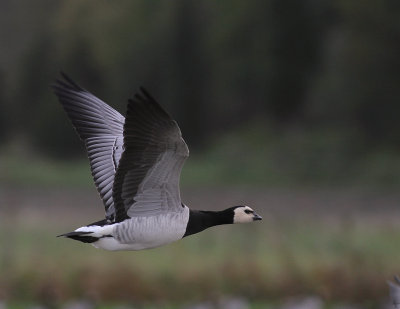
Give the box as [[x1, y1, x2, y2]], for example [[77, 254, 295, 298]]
[[58, 231, 99, 244]]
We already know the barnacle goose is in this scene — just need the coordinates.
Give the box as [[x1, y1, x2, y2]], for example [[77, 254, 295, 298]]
[[52, 73, 262, 251]]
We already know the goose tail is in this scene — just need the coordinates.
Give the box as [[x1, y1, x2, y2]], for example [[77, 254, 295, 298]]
[[58, 221, 114, 244], [58, 231, 100, 243]]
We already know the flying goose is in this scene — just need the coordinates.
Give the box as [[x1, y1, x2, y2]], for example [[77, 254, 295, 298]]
[[52, 73, 262, 251]]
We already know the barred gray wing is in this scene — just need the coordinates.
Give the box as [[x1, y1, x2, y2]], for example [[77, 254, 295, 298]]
[[52, 73, 124, 220]]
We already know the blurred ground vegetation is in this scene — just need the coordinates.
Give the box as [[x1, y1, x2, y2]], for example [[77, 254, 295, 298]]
[[1, 187, 400, 308]]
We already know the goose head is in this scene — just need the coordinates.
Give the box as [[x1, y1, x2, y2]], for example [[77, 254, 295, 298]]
[[232, 205, 262, 223]]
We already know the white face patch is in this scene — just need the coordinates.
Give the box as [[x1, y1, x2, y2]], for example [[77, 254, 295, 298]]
[[233, 206, 256, 223]]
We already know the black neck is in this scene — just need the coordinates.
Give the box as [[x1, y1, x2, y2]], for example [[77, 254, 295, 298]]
[[183, 209, 233, 238]]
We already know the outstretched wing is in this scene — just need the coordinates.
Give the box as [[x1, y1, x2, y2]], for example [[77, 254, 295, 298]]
[[52, 73, 124, 221], [113, 88, 189, 222]]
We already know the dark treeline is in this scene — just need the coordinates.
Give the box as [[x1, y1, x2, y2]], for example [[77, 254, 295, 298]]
[[1, 0, 400, 158]]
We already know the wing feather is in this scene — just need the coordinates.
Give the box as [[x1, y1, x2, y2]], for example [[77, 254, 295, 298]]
[[112, 88, 189, 222], [52, 73, 124, 220]]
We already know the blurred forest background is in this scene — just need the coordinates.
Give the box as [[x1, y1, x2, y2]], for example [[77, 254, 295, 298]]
[[0, 0, 399, 185], [1, 1, 400, 308]]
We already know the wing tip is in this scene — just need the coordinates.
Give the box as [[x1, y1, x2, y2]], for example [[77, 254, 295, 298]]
[[51, 71, 84, 93], [128, 87, 172, 120]]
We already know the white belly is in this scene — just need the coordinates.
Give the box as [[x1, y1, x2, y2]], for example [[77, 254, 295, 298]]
[[93, 207, 190, 251]]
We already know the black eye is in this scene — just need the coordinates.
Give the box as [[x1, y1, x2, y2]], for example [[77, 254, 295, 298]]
[[244, 209, 253, 214]]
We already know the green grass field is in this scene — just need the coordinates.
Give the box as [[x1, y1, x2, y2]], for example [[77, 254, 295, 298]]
[[1, 147, 400, 308], [1, 185, 400, 308]]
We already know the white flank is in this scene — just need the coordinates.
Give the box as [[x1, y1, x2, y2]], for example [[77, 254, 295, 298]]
[[79, 206, 190, 251]]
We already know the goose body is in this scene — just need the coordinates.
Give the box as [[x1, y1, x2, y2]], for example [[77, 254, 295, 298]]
[[52, 73, 262, 251]]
